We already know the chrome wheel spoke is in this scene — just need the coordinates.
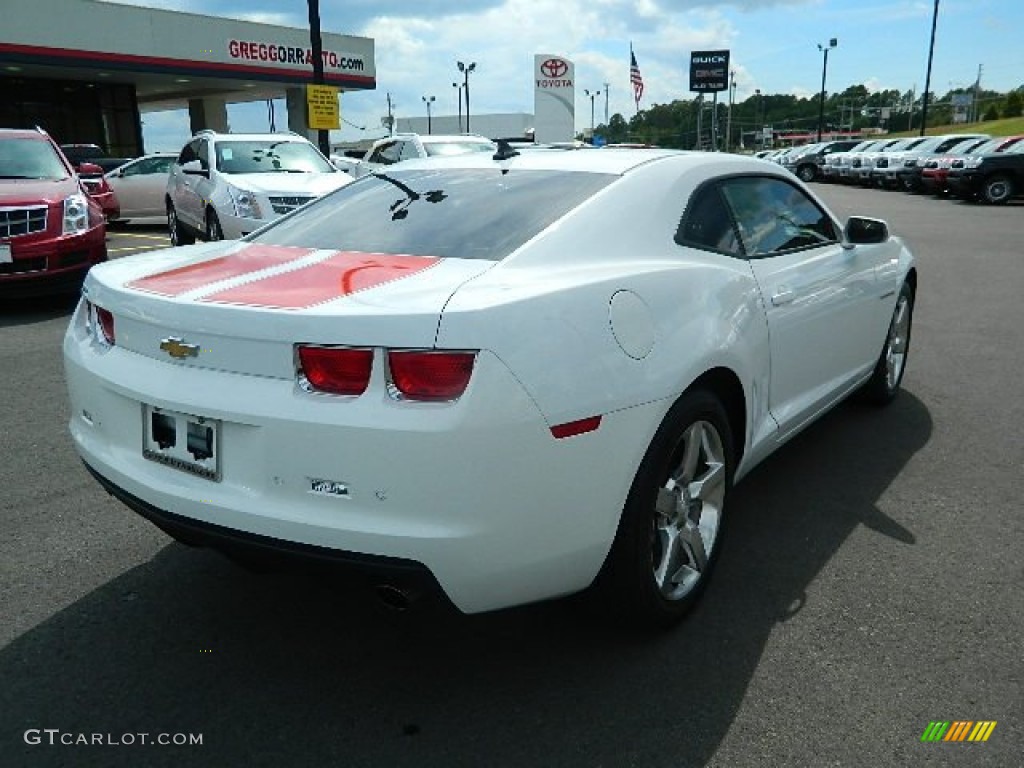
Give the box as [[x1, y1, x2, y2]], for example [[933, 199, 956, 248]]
[[679, 522, 708, 574], [689, 461, 724, 506], [680, 423, 703, 481], [653, 526, 684, 591]]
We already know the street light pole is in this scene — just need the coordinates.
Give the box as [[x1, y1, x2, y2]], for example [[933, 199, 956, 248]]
[[816, 38, 838, 142], [457, 61, 476, 132], [585, 88, 598, 141], [452, 82, 463, 132], [422, 95, 435, 134]]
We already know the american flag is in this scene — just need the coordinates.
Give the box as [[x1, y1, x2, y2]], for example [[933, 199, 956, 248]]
[[630, 48, 644, 107]]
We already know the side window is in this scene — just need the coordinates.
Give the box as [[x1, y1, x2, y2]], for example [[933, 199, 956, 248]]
[[123, 157, 167, 176], [368, 141, 401, 165], [399, 141, 421, 162], [197, 140, 211, 171], [151, 156, 175, 174], [675, 182, 744, 257], [120, 160, 144, 177], [177, 141, 198, 166], [720, 176, 838, 258]]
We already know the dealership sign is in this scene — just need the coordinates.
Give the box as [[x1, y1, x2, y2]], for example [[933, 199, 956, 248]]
[[228, 40, 366, 72], [689, 50, 730, 92], [534, 54, 575, 143]]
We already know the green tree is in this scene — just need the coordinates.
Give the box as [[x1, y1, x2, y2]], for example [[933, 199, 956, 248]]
[[1004, 91, 1023, 118]]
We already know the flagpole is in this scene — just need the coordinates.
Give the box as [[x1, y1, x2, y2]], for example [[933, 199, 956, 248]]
[[631, 43, 637, 115]]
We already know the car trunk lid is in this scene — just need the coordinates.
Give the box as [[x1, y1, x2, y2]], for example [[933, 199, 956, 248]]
[[83, 241, 494, 379]]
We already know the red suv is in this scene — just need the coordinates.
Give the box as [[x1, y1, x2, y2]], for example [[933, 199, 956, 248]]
[[1, 128, 107, 297]]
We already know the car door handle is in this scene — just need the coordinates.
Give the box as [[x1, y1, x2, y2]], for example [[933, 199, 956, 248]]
[[771, 289, 795, 306]]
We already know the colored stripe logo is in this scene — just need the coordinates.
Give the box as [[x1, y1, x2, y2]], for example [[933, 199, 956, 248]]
[[921, 721, 997, 742]]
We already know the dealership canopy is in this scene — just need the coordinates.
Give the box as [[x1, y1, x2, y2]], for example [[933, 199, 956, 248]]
[[0, 0, 376, 154]]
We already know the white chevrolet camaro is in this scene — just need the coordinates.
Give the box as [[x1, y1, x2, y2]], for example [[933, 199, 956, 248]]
[[64, 148, 916, 626]]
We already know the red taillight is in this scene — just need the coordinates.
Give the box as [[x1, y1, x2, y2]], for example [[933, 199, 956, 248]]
[[550, 416, 602, 439], [298, 346, 373, 396], [388, 351, 475, 401], [94, 304, 115, 345]]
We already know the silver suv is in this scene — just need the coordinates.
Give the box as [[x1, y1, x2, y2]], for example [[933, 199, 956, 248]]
[[165, 130, 352, 244]]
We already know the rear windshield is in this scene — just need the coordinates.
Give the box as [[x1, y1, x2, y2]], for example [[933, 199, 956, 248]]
[[423, 141, 495, 157], [252, 168, 615, 261], [0, 138, 69, 180]]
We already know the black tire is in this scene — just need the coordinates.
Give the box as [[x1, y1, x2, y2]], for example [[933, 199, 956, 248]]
[[205, 209, 224, 241], [861, 281, 914, 406], [797, 164, 816, 183], [981, 174, 1014, 205], [167, 201, 194, 246], [593, 389, 734, 628]]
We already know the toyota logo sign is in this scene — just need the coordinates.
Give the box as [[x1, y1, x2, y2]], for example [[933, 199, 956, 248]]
[[540, 58, 569, 78]]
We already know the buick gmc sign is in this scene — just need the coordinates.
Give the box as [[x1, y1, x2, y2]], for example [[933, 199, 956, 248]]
[[689, 50, 730, 92]]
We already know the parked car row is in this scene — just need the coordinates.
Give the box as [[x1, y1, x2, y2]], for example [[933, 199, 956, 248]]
[[765, 134, 1024, 204]]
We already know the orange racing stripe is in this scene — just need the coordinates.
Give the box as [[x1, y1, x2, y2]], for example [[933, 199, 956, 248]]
[[126, 244, 314, 297], [199, 251, 440, 309]]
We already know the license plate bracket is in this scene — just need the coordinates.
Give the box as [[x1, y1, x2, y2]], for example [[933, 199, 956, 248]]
[[142, 405, 221, 481]]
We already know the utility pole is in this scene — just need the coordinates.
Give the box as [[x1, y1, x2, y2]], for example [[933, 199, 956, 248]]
[[603, 82, 610, 125], [305, 0, 330, 156], [386, 92, 395, 136], [972, 64, 983, 122]]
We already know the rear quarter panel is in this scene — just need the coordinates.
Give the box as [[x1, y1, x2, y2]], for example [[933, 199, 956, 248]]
[[437, 157, 777, 470]]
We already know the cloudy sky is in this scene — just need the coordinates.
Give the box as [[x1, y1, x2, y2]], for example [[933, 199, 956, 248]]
[[108, 0, 1022, 151]]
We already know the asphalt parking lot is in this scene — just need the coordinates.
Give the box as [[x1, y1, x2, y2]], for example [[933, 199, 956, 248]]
[[105, 221, 172, 257], [2, 188, 1021, 767]]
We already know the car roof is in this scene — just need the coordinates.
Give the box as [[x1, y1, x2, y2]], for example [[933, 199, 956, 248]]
[[379, 148, 772, 177], [201, 132, 313, 143], [0, 128, 50, 140], [385, 133, 494, 144]]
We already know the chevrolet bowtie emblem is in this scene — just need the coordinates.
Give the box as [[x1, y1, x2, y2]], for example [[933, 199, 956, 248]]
[[159, 337, 200, 359]]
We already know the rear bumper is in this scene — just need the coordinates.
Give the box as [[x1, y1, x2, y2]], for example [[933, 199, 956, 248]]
[[64, 307, 659, 613], [83, 459, 450, 602]]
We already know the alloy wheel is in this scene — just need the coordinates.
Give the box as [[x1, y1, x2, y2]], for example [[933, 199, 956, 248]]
[[885, 293, 911, 391], [651, 420, 726, 601]]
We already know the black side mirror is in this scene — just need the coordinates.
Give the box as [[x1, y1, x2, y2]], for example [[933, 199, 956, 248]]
[[845, 216, 889, 245]]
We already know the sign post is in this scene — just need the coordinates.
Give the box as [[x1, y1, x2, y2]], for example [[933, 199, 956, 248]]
[[689, 50, 730, 150]]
